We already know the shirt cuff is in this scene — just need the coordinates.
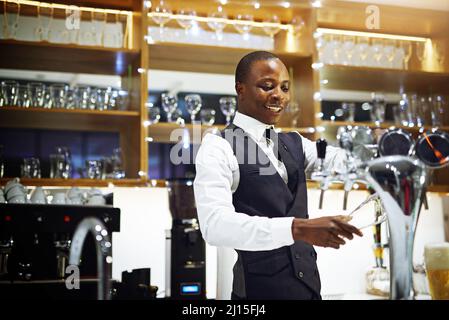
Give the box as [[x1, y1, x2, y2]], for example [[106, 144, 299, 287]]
[[271, 217, 295, 246]]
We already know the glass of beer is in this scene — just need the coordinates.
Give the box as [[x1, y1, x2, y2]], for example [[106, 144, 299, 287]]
[[424, 242, 449, 300]]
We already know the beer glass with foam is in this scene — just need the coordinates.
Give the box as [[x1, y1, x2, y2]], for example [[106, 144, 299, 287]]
[[424, 242, 449, 300]]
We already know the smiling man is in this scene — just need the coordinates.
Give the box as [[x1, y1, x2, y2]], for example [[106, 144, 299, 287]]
[[193, 51, 362, 300]]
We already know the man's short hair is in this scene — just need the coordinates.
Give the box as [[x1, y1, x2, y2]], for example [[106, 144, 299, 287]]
[[235, 51, 280, 84]]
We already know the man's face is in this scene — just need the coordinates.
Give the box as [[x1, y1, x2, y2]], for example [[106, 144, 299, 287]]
[[236, 58, 290, 125]]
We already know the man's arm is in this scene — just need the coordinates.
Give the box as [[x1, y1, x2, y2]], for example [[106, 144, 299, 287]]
[[193, 133, 294, 251]]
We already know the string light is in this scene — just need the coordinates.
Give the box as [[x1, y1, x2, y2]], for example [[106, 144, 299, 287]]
[[281, 1, 290, 8], [318, 28, 428, 42]]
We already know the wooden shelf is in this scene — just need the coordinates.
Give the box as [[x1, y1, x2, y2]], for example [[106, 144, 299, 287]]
[[320, 120, 449, 132], [148, 42, 312, 75], [320, 120, 449, 133], [0, 178, 146, 188], [0, 106, 140, 132], [147, 122, 315, 143], [0, 40, 140, 75], [320, 65, 449, 94]]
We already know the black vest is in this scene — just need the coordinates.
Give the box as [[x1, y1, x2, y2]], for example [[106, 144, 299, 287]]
[[221, 124, 321, 300]]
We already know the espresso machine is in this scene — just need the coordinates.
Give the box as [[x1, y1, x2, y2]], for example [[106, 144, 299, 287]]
[[165, 179, 206, 299], [0, 202, 120, 299]]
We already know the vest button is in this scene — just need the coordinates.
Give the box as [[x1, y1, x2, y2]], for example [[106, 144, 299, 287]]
[[298, 271, 304, 278], [294, 253, 300, 259]]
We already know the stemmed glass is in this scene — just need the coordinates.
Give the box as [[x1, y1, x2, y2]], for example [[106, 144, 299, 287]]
[[383, 39, 396, 68], [145, 101, 161, 126], [371, 38, 384, 67], [151, 1, 172, 37], [401, 41, 412, 70], [262, 15, 281, 39], [207, 7, 227, 41], [416, 41, 426, 66], [354, 36, 370, 66], [341, 35, 355, 65], [234, 14, 253, 41], [176, 8, 197, 35], [433, 41, 445, 69], [291, 16, 305, 36], [219, 96, 236, 125], [35, 4, 53, 42], [161, 93, 178, 123], [3, 0, 20, 40], [184, 94, 202, 124]]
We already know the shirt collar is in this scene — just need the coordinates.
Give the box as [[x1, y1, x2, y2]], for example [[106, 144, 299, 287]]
[[232, 111, 274, 142]]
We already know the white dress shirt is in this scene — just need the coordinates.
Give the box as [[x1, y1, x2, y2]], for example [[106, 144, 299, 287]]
[[193, 111, 346, 251]]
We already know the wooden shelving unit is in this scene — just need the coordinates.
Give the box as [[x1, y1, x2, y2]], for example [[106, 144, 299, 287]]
[[0, 40, 140, 76], [320, 120, 449, 133], [0, 178, 146, 188]]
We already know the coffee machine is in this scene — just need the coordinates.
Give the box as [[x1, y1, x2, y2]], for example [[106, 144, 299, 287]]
[[165, 179, 206, 299], [0, 203, 120, 299]]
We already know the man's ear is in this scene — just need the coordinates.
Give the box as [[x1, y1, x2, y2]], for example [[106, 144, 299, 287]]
[[235, 82, 245, 97]]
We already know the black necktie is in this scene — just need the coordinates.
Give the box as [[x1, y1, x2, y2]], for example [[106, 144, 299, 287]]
[[264, 127, 281, 161]]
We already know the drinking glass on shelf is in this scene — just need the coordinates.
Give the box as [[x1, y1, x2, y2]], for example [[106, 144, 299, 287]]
[[262, 14, 281, 39], [92, 11, 107, 46], [151, 1, 172, 36], [49, 154, 66, 179], [328, 34, 342, 65], [200, 108, 216, 126], [234, 14, 253, 41], [433, 41, 445, 68], [116, 90, 129, 110], [161, 93, 178, 123], [34, 3, 53, 42], [185, 94, 202, 124], [21, 157, 41, 179], [383, 39, 396, 68], [16, 85, 31, 108], [0, 145, 4, 179], [56, 146, 72, 179], [49, 83, 68, 109], [354, 36, 370, 66], [86, 160, 103, 179], [65, 88, 76, 110], [28, 82, 46, 107], [176, 8, 197, 35], [74, 86, 91, 109], [284, 102, 301, 127], [430, 95, 445, 127], [369, 92, 386, 125], [371, 38, 384, 67], [341, 102, 355, 122], [401, 41, 412, 70], [416, 41, 426, 65], [341, 35, 355, 65], [291, 16, 306, 36], [145, 101, 161, 125], [219, 96, 236, 125], [3, 0, 20, 40], [1, 80, 19, 106], [207, 8, 227, 41], [416, 96, 430, 127]]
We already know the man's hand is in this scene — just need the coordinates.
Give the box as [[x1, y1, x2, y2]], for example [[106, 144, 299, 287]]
[[291, 216, 363, 249]]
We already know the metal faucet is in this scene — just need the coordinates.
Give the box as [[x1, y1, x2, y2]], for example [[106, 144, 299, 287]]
[[69, 217, 113, 300]]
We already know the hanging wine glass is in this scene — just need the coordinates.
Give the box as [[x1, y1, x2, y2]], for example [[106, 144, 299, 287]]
[[401, 41, 412, 70], [354, 36, 370, 66], [219, 96, 236, 125], [371, 38, 384, 67], [234, 14, 253, 41], [416, 41, 426, 66], [207, 7, 227, 41], [3, 0, 20, 40], [433, 41, 445, 68], [176, 8, 197, 35], [341, 35, 355, 65], [262, 15, 281, 39], [382, 39, 396, 68], [34, 3, 53, 42], [161, 93, 178, 123], [151, 1, 172, 37], [291, 16, 305, 36], [184, 94, 202, 124]]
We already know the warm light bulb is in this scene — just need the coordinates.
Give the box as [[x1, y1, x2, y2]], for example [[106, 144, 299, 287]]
[[281, 1, 291, 8], [254, 1, 260, 9]]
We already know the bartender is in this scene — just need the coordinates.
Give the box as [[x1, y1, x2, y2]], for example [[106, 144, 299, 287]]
[[193, 51, 362, 300]]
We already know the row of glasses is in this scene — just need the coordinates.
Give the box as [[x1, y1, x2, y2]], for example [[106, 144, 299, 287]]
[[0, 80, 129, 110], [316, 34, 420, 70], [150, 1, 305, 42], [2, 1, 125, 48], [147, 93, 236, 126], [394, 94, 447, 128]]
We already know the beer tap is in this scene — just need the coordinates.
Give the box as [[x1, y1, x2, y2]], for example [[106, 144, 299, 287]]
[[312, 138, 328, 210]]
